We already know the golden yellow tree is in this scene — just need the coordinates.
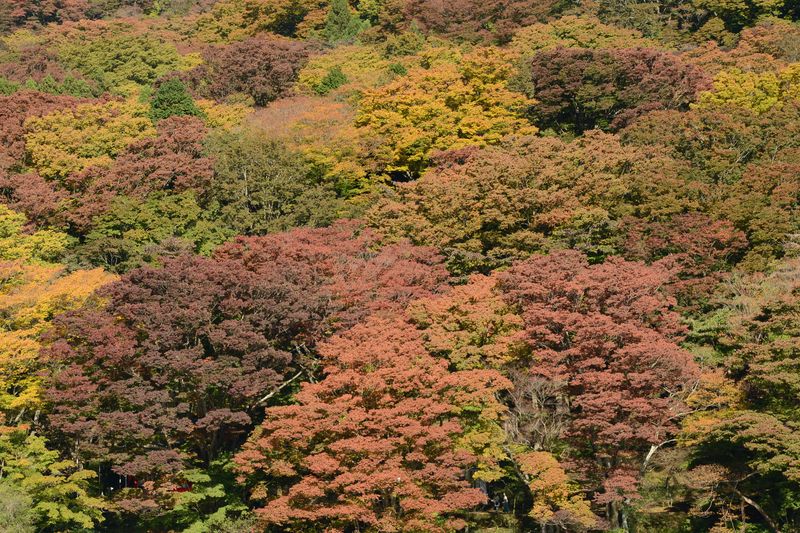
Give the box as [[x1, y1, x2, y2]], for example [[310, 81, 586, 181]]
[[355, 46, 536, 177]]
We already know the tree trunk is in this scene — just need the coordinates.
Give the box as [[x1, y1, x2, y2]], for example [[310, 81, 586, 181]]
[[734, 488, 780, 533]]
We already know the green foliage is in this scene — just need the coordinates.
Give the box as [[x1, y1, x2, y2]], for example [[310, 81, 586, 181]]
[[0, 77, 19, 95], [0, 427, 105, 531], [324, 0, 368, 43], [23, 75, 97, 97], [57, 30, 188, 93], [0, 481, 34, 533], [72, 191, 233, 272], [204, 128, 346, 235], [312, 65, 348, 95], [149, 78, 205, 122], [694, 0, 786, 31]]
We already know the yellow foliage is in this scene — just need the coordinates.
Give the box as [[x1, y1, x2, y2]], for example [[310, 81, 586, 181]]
[[518, 451, 597, 528], [0, 206, 71, 263], [695, 63, 800, 113], [355, 47, 537, 175], [0, 208, 116, 415], [0, 261, 115, 412], [24, 99, 155, 180], [191, 0, 327, 42], [196, 98, 252, 129], [249, 96, 375, 193], [510, 15, 659, 56], [298, 44, 396, 95]]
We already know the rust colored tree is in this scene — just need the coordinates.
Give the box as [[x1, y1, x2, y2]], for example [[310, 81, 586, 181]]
[[499, 251, 699, 526], [235, 315, 509, 532]]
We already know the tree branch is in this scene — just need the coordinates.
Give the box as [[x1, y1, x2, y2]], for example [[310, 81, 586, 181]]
[[252, 371, 304, 408]]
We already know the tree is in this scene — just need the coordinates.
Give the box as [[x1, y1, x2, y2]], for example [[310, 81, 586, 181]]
[[69, 191, 233, 272], [234, 315, 509, 531], [204, 127, 344, 235], [681, 259, 800, 531], [509, 15, 657, 55], [398, 0, 558, 43], [0, 90, 86, 174], [191, 0, 329, 41], [248, 95, 375, 195], [0, 206, 114, 421], [620, 213, 748, 310], [148, 78, 204, 122], [527, 47, 709, 133], [185, 36, 309, 106], [355, 46, 536, 177], [0, 208, 112, 533], [694, 64, 800, 114], [23, 99, 155, 181], [621, 101, 800, 269], [517, 451, 597, 531], [367, 131, 681, 273], [694, 0, 787, 32], [0, 424, 106, 531], [55, 23, 191, 93], [65, 115, 215, 233], [44, 223, 448, 516], [498, 251, 699, 526], [408, 274, 524, 371], [324, 0, 367, 43], [0, 205, 71, 263]]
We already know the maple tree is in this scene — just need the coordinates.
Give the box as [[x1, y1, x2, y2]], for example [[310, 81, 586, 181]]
[[499, 250, 699, 526], [234, 314, 510, 531], [0, 207, 113, 532], [1, 0, 800, 530], [509, 15, 656, 55], [398, 0, 558, 43], [694, 63, 800, 113], [43, 223, 447, 516], [356, 46, 536, 177], [0, 205, 114, 419], [367, 131, 681, 272], [23, 99, 155, 181], [191, 0, 329, 41], [184, 35, 309, 106], [517, 451, 597, 530], [64, 115, 215, 232], [527, 47, 710, 133], [0, 90, 86, 174], [620, 213, 748, 309]]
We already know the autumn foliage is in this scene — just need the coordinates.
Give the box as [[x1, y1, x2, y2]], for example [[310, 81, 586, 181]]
[[1, 0, 800, 531]]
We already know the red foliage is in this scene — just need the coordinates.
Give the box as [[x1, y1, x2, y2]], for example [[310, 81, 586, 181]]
[[65, 116, 214, 230], [621, 213, 748, 309], [184, 36, 310, 106], [499, 251, 699, 505], [44, 223, 448, 497], [2, 0, 89, 27], [235, 315, 508, 531], [399, 0, 557, 43], [528, 47, 710, 132]]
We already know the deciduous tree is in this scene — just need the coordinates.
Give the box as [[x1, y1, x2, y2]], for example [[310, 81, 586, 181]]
[[499, 251, 699, 525], [234, 315, 509, 531]]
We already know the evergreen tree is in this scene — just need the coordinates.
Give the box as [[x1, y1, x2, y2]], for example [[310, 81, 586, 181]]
[[323, 0, 367, 44], [149, 78, 204, 122]]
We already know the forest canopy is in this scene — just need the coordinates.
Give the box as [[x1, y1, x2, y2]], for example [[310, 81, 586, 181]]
[[1, 1, 800, 532]]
